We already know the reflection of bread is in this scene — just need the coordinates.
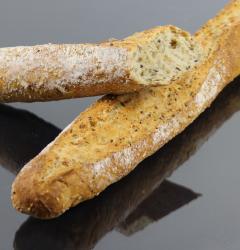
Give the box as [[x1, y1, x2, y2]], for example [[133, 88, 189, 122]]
[[14, 79, 240, 250], [118, 181, 200, 236], [0, 26, 202, 102], [12, 0, 240, 219], [0, 104, 60, 174]]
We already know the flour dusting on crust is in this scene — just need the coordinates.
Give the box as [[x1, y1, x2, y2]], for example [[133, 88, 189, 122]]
[[152, 117, 180, 145], [195, 64, 225, 107], [0, 44, 128, 93]]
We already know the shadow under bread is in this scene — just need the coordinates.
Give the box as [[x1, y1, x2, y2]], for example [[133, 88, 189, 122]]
[[0, 77, 239, 250]]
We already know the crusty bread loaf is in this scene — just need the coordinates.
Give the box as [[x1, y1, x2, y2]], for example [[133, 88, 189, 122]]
[[0, 26, 202, 102], [11, 0, 240, 219], [14, 79, 240, 250]]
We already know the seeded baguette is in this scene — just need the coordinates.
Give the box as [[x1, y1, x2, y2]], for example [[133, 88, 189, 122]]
[[12, 0, 240, 219], [14, 79, 240, 250], [0, 26, 202, 102]]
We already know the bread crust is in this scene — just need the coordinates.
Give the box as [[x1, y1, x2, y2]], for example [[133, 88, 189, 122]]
[[12, 0, 240, 218], [0, 26, 200, 102], [14, 78, 240, 249]]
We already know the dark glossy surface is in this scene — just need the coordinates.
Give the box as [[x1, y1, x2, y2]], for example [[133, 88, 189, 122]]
[[0, 1, 239, 249]]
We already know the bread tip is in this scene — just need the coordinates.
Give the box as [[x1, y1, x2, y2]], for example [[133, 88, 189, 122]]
[[11, 169, 62, 219]]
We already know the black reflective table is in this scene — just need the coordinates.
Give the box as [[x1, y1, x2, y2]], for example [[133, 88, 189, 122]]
[[1, 1, 239, 249]]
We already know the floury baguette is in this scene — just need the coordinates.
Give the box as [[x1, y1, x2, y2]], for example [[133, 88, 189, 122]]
[[13, 79, 240, 250], [0, 26, 202, 102], [12, 0, 240, 219]]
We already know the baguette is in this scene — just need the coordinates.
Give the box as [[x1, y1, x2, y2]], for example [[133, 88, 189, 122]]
[[14, 78, 240, 250], [12, 0, 240, 219], [0, 26, 202, 102]]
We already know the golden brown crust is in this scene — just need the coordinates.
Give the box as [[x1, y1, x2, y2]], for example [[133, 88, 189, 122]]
[[14, 79, 240, 249], [0, 25, 200, 102], [12, 0, 240, 219]]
